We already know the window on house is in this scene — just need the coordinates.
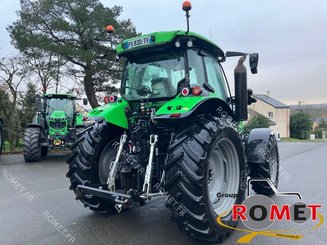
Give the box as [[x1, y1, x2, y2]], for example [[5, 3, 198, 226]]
[[268, 112, 273, 118]]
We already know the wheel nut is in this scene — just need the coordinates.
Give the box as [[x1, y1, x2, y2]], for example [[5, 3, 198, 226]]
[[208, 169, 213, 181]]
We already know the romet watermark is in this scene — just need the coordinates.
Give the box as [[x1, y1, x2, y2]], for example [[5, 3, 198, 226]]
[[42, 210, 76, 243], [112, 140, 145, 175], [3, 168, 77, 243], [217, 192, 238, 199], [2, 169, 34, 202], [257, 147, 291, 182], [153, 183, 187, 216], [216, 179, 323, 243], [216, 105, 292, 182], [216, 106, 239, 130]]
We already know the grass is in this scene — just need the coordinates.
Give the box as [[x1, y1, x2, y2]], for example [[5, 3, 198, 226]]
[[281, 137, 326, 143], [3, 140, 23, 153]]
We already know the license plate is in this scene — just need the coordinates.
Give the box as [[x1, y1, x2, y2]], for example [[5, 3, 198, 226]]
[[124, 36, 153, 49]]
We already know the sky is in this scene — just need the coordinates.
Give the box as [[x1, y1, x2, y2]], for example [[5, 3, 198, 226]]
[[1, 0, 327, 105]]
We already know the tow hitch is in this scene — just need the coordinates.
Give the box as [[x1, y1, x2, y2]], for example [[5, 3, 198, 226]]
[[76, 185, 132, 207], [75, 134, 164, 211]]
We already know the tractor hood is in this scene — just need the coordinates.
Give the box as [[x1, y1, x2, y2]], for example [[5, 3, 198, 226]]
[[48, 110, 69, 136], [49, 110, 67, 119]]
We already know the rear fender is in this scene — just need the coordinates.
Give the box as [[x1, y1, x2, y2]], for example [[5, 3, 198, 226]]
[[27, 123, 43, 129], [87, 100, 128, 129], [245, 128, 272, 163], [32, 115, 45, 129], [155, 97, 236, 124]]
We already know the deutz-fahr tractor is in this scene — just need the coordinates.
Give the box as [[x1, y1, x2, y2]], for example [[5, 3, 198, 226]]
[[23, 94, 86, 162], [67, 1, 279, 242], [0, 117, 4, 158]]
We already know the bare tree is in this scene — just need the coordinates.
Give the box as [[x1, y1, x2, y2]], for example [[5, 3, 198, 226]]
[[25, 51, 68, 94], [0, 56, 27, 151], [9, 0, 137, 108]]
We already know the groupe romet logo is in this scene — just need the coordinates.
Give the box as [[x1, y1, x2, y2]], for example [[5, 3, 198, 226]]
[[216, 178, 324, 243]]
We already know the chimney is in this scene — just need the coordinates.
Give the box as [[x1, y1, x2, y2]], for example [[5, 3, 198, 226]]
[[267, 90, 270, 97]]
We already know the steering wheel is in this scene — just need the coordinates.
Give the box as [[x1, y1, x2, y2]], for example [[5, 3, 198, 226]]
[[125, 85, 152, 96]]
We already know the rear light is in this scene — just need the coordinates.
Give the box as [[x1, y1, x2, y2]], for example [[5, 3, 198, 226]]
[[181, 87, 190, 96], [170, 113, 181, 118], [192, 86, 202, 96], [109, 95, 117, 103], [103, 96, 109, 104]]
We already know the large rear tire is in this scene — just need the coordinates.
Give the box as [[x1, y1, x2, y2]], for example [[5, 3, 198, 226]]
[[66, 121, 123, 213], [248, 135, 279, 196], [23, 128, 41, 162], [164, 116, 247, 242], [0, 121, 4, 158]]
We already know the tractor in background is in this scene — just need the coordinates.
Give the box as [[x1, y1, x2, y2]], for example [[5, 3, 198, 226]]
[[23, 94, 87, 162]]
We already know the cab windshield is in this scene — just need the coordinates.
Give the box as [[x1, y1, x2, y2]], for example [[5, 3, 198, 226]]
[[46, 98, 75, 118], [121, 51, 185, 101]]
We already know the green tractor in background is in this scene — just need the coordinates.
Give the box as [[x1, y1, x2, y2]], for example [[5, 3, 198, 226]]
[[0, 118, 4, 158], [67, 1, 279, 242], [23, 94, 87, 162]]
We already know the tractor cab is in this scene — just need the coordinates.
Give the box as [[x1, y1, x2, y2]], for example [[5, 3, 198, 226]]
[[120, 33, 228, 103], [46, 96, 75, 118], [43, 94, 82, 148], [45, 94, 75, 126], [113, 16, 258, 125]]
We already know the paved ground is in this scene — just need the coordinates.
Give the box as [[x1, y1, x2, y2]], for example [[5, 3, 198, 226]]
[[0, 143, 326, 245]]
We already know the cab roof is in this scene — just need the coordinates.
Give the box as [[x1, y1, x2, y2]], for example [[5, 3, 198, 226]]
[[116, 30, 225, 58]]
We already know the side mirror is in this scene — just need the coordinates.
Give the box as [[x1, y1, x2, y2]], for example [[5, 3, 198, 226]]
[[83, 98, 88, 105], [249, 53, 259, 74], [226, 52, 259, 74], [35, 94, 43, 112]]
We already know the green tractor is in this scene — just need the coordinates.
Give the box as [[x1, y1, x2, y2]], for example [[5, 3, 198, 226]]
[[0, 118, 4, 158], [67, 1, 279, 242], [23, 94, 86, 162]]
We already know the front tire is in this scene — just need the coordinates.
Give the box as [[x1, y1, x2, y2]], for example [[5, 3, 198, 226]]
[[23, 128, 41, 162], [248, 135, 279, 196], [164, 116, 247, 242], [75, 125, 86, 140], [66, 121, 123, 213]]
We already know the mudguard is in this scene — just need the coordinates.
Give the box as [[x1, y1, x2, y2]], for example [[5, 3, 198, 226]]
[[155, 97, 236, 122], [245, 128, 272, 163], [31, 115, 46, 129], [26, 123, 43, 129], [87, 100, 128, 129]]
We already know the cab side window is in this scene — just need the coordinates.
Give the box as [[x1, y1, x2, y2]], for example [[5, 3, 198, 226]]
[[187, 50, 206, 86], [204, 54, 227, 100]]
